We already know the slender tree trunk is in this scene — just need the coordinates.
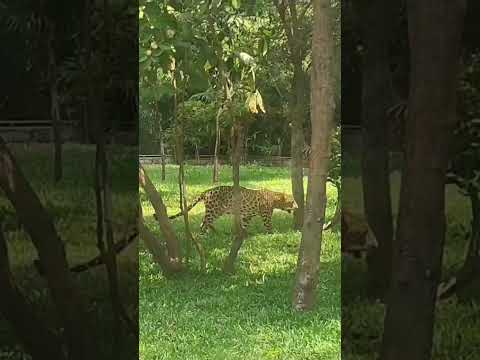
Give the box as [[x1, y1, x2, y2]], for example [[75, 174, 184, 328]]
[[213, 110, 221, 183], [381, 2, 466, 359], [290, 65, 306, 230], [0, 227, 66, 360], [224, 122, 246, 273], [0, 137, 97, 360], [94, 0, 130, 352], [80, 0, 92, 146], [158, 111, 166, 181], [195, 143, 200, 162], [172, 61, 204, 268], [244, 133, 248, 162], [357, 0, 395, 299], [273, 0, 307, 231], [209, 13, 222, 184], [139, 166, 183, 270], [138, 200, 180, 275], [48, 23, 63, 183], [292, 0, 335, 311]]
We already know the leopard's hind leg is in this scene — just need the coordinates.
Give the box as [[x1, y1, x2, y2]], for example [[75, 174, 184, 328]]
[[200, 201, 220, 234]]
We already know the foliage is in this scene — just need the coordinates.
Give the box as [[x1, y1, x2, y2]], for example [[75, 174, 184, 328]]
[[139, 164, 341, 360], [138, 0, 341, 158], [449, 52, 480, 195]]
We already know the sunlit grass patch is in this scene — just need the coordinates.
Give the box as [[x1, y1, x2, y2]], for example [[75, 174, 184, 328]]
[[140, 164, 341, 360]]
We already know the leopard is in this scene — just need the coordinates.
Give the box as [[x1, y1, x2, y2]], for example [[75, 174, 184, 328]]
[[341, 210, 378, 258], [160, 185, 298, 234]]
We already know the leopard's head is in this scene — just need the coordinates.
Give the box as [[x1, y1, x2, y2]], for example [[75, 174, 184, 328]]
[[274, 192, 298, 213]]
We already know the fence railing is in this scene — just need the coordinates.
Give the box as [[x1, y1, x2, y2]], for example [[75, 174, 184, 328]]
[[0, 120, 74, 129], [139, 154, 311, 167]]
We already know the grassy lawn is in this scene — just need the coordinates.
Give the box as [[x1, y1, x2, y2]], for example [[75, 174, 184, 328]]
[[140, 164, 341, 360], [342, 171, 480, 360], [1, 144, 138, 359]]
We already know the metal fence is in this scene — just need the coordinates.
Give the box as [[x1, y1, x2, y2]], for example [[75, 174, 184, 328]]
[[0, 120, 75, 143], [139, 154, 310, 167]]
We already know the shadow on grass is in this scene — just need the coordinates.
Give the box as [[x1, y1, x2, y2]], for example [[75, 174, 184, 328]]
[[1, 144, 138, 360]]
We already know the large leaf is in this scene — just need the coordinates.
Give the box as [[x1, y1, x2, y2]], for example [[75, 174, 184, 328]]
[[255, 90, 266, 113], [237, 51, 255, 66]]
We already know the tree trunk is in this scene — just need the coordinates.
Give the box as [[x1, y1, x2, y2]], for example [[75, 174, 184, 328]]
[[273, 0, 307, 231], [244, 133, 248, 162], [290, 65, 306, 230], [210, 13, 223, 184], [159, 120, 166, 182], [81, 0, 93, 144], [138, 200, 180, 275], [357, 0, 395, 299], [0, 227, 66, 360], [212, 110, 221, 183], [48, 23, 63, 183], [195, 143, 200, 162], [173, 61, 204, 268], [223, 122, 246, 273], [139, 165, 183, 271], [381, 2, 466, 359], [292, 0, 335, 311], [0, 137, 97, 360]]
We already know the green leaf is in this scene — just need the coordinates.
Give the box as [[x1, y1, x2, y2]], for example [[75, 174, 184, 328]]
[[232, 0, 241, 10]]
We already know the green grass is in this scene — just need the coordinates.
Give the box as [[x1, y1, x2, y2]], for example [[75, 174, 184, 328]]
[[1, 144, 138, 359], [342, 171, 480, 360], [140, 164, 341, 360]]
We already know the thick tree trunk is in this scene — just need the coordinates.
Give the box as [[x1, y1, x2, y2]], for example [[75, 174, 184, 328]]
[[139, 165, 183, 271], [0, 137, 97, 360], [381, 2, 466, 359], [292, 0, 334, 311], [357, 0, 395, 299], [0, 228, 66, 360]]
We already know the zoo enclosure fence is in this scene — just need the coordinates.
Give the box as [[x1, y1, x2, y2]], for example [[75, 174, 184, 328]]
[[139, 154, 310, 168]]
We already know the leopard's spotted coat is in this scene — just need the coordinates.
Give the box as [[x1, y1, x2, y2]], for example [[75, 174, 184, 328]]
[[167, 186, 297, 233]]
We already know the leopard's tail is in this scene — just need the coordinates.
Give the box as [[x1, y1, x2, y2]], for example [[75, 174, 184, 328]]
[[168, 192, 205, 220]]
